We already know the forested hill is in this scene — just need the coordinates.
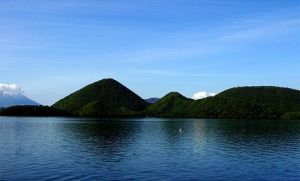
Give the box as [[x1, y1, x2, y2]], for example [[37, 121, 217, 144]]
[[52, 78, 149, 117], [147, 86, 300, 119], [147, 92, 192, 117]]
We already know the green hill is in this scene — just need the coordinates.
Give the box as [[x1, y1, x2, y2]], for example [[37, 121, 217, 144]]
[[147, 92, 192, 117], [52, 78, 148, 117], [0, 105, 74, 117], [196, 86, 300, 119], [148, 86, 300, 119]]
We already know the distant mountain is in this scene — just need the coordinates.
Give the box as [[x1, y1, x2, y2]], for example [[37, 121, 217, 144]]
[[145, 98, 160, 104], [52, 78, 149, 117], [0, 91, 39, 108]]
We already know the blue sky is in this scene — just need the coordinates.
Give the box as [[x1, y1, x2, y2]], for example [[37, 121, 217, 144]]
[[0, 0, 300, 105]]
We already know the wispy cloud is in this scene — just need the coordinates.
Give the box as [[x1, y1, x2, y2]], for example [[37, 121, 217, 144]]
[[1, 2, 299, 65], [219, 18, 300, 41], [135, 70, 240, 78], [120, 9, 300, 63]]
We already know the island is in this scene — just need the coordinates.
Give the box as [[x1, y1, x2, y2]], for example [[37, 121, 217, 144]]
[[1, 78, 300, 119]]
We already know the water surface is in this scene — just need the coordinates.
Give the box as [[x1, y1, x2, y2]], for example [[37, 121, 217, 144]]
[[1, 117, 300, 180]]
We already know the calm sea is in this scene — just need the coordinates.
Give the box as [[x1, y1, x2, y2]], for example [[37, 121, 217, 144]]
[[1, 117, 300, 180]]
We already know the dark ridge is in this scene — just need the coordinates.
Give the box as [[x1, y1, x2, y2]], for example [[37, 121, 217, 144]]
[[0, 105, 74, 117]]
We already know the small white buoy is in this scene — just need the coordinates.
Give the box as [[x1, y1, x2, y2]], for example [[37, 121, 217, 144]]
[[179, 128, 183, 133]]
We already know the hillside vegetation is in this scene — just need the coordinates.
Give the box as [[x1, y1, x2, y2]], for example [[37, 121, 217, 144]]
[[52, 78, 148, 117], [147, 92, 191, 117], [147, 86, 300, 119]]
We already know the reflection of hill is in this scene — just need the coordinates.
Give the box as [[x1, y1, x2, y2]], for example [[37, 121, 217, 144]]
[[57, 118, 300, 167], [57, 119, 141, 161], [143, 119, 300, 158], [206, 120, 300, 155]]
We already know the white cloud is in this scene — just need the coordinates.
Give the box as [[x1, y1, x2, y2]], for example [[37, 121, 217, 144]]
[[0, 83, 23, 94], [192, 91, 216, 100]]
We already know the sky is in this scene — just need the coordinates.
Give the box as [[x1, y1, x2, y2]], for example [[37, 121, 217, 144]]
[[0, 0, 300, 105]]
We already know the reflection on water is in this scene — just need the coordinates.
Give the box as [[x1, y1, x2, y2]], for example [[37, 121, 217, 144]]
[[59, 120, 145, 166], [1, 117, 300, 180]]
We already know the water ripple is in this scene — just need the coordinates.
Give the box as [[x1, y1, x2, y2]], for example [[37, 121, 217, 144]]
[[1, 117, 300, 180]]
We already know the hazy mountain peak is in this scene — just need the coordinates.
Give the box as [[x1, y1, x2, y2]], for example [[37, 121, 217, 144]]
[[145, 98, 160, 104], [0, 83, 39, 107]]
